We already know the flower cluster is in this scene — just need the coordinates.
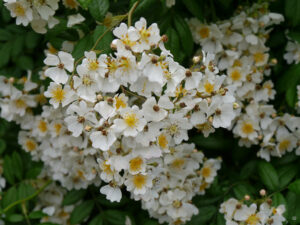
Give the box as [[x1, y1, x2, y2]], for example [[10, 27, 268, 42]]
[[0, 17, 238, 224], [3, 0, 80, 33], [188, 3, 300, 161], [220, 197, 286, 225]]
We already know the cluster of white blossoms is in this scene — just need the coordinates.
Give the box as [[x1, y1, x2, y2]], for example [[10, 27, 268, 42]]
[[284, 39, 300, 65], [220, 197, 286, 225], [3, 0, 81, 33], [188, 3, 300, 161], [0, 17, 238, 224]]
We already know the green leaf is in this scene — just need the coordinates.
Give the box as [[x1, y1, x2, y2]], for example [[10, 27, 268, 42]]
[[257, 161, 279, 191], [2, 186, 18, 209], [216, 212, 226, 225], [289, 179, 300, 195], [285, 0, 300, 27], [93, 25, 113, 54], [16, 55, 34, 70], [165, 27, 183, 63], [186, 206, 217, 225], [181, 0, 204, 21], [240, 160, 257, 179], [103, 210, 126, 225], [286, 86, 297, 108], [0, 29, 12, 41], [11, 35, 24, 58], [25, 165, 43, 179], [7, 214, 24, 222], [88, 0, 109, 21], [70, 200, 94, 225], [0, 41, 12, 68], [77, 0, 92, 9], [278, 164, 298, 188], [276, 64, 300, 94], [72, 34, 93, 60], [18, 182, 35, 200], [286, 191, 300, 224], [3, 155, 15, 184], [62, 189, 86, 206], [272, 193, 286, 207], [0, 139, 6, 155], [89, 215, 104, 225], [25, 32, 41, 49], [29, 210, 48, 219], [173, 15, 194, 56], [12, 151, 23, 180]]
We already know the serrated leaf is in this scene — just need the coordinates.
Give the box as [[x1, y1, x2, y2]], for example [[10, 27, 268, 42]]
[[276, 64, 300, 94], [16, 55, 34, 70], [62, 189, 86, 206], [257, 161, 279, 191], [11, 35, 24, 58], [233, 183, 254, 199], [89, 215, 104, 225], [12, 151, 23, 180], [286, 86, 297, 108], [286, 191, 300, 224], [77, 0, 92, 9], [173, 15, 194, 56], [2, 186, 18, 209], [70, 200, 94, 225], [289, 179, 300, 195], [240, 160, 257, 179], [18, 182, 35, 200], [88, 0, 109, 22], [165, 27, 182, 63], [272, 193, 286, 208], [25, 32, 41, 49]]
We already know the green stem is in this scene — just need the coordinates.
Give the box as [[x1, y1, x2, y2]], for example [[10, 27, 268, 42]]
[[128, 1, 140, 27], [21, 202, 31, 225], [2, 180, 52, 214]]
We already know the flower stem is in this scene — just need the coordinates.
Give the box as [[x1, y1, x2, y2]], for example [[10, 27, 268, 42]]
[[128, 1, 140, 27]]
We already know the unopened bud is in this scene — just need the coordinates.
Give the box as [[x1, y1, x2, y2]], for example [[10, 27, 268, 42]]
[[85, 125, 92, 132], [8, 77, 15, 83], [96, 94, 103, 101], [185, 70, 192, 77], [259, 189, 266, 196], [233, 102, 239, 109], [267, 198, 272, 205], [192, 56, 201, 64], [179, 102, 186, 108], [271, 58, 277, 65], [151, 57, 158, 64], [244, 195, 250, 201]]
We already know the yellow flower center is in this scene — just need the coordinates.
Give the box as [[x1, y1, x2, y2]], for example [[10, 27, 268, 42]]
[[242, 122, 254, 135], [38, 120, 48, 133], [133, 174, 147, 189], [230, 70, 242, 81], [140, 28, 151, 42], [204, 81, 214, 94], [13, 3, 25, 16], [115, 96, 126, 110], [232, 59, 242, 67], [253, 52, 265, 64], [124, 113, 138, 128], [278, 139, 290, 152], [54, 123, 62, 135], [199, 182, 208, 191], [14, 99, 26, 109], [199, 27, 210, 39], [102, 161, 113, 175], [88, 60, 99, 71], [51, 86, 65, 103], [82, 75, 93, 86], [175, 85, 187, 98], [245, 214, 260, 225], [167, 124, 178, 135], [158, 134, 168, 149], [201, 166, 211, 178], [171, 159, 185, 169], [129, 157, 143, 172], [25, 139, 36, 151]]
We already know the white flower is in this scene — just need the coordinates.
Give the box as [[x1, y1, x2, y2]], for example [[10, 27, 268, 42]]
[[142, 97, 168, 122], [100, 184, 122, 202], [44, 82, 76, 108], [44, 51, 74, 84], [67, 13, 85, 27], [112, 106, 146, 137], [5, 0, 33, 26]]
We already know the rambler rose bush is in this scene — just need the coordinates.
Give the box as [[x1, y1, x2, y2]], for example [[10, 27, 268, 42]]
[[0, 0, 300, 225]]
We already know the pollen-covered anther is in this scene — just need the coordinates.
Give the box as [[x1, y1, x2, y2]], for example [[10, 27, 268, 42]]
[[185, 70, 192, 77]]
